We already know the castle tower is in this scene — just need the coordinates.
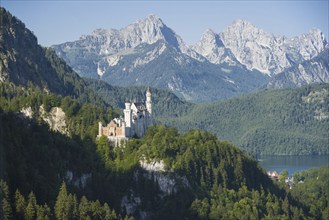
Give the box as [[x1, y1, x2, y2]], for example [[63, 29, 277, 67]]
[[124, 102, 132, 137], [98, 122, 103, 137], [146, 87, 152, 115]]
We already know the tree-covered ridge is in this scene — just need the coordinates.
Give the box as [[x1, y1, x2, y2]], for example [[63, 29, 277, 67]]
[[161, 83, 329, 156]]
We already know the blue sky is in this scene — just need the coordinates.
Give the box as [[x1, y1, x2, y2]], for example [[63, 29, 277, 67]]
[[2, 1, 328, 47]]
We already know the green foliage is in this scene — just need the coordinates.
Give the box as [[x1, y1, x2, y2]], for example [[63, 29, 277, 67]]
[[161, 83, 329, 156], [55, 182, 71, 220], [15, 189, 25, 218], [291, 166, 329, 219], [25, 192, 37, 220], [279, 170, 289, 183], [0, 180, 12, 220]]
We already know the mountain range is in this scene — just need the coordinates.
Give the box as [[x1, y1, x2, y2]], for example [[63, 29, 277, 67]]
[[53, 14, 329, 102]]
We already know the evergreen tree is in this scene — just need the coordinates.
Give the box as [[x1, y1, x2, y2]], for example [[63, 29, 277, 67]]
[[0, 180, 12, 220], [36, 204, 51, 220], [55, 182, 71, 220], [103, 203, 117, 220], [15, 189, 26, 219], [24, 192, 37, 220], [79, 196, 90, 220]]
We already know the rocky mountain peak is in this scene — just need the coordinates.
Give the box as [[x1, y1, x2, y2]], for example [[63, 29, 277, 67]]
[[215, 19, 328, 75], [305, 28, 328, 50], [200, 29, 224, 47], [231, 19, 255, 29], [145, 14, 165, 27]]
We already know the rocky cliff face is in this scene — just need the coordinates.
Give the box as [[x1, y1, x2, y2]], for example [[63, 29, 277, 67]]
[[21, 105, 69, 135], [139, 159, 189, 194], [193, 19, 328, 75], [39, 106, 69, 135], [191, 29, 238, 66], [267, 48, 329, 88], [120, 159, 190, 219]]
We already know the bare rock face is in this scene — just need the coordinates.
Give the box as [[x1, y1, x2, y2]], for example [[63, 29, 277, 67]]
[[20, 106, 33, 119], [219, 19, 328, 75], [193, 19, 328, 76], [39, 106, 69, 135], [139, 159, 189, 195], [191, 29, 238, 66], [65, 170, 91, 189], [267, 48, 329, 88]]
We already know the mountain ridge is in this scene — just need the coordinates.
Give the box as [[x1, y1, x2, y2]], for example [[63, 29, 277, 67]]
[[52, 14, 328, 102]]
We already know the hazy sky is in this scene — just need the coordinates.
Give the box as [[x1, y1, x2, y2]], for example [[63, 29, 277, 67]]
[[2, 1, 328, 47]]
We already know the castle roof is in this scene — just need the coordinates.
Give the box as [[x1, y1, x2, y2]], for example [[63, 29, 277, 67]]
[[132, 102, 146, 111]]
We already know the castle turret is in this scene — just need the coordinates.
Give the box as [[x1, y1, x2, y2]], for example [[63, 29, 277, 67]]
[[98, 122, 103, 137], [146, 87, 152, 115], [124, 102, 132, 137]]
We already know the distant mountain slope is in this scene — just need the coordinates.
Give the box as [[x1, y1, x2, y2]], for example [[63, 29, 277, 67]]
[[161, 83, 329, 156], [267, 48, 329, 88], [52, 15, 270, 103]]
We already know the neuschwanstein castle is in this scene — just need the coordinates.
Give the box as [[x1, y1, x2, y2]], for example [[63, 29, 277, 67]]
[[98, 88, 152, 145]]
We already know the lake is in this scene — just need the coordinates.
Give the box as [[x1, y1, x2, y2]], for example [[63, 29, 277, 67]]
[[258, 155, 329, 176]]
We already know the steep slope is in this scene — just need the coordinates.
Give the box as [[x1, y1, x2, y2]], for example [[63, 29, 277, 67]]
[[267, 48, 329, 88], [161, 83, 329, 156], [0, 7, 89, 98]]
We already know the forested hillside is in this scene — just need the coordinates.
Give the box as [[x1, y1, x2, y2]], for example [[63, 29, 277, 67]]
[[0, 95, 315, 219], [161, 83, 329, 156]]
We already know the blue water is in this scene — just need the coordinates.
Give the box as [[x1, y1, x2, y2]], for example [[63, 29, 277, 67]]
[[258, 155, 329, 175]]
